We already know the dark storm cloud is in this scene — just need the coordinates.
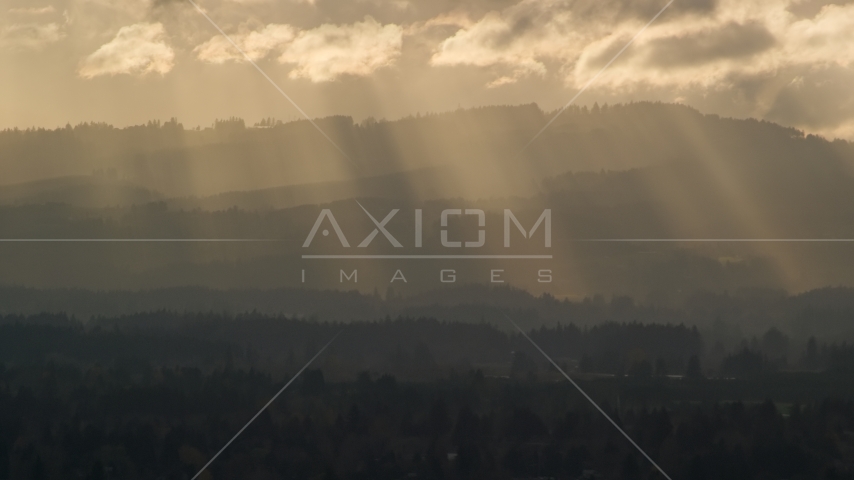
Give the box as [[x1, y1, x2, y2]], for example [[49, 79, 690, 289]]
[[644, 21, 776, 68]]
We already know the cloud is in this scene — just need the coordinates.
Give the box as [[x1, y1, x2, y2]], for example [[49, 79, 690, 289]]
[[78, 23, 175, 78], [195, 24, 296, 63], [430, 0, 588, 87], [193, 17, 402, 82], [568, 0, 854, 90], [5, 0, 854, 141], [405, 10, 473, 35], [426, 0, 722, 88], [194, 18, 402, 82], [150, 0, 187, 7], [0, 22, 65, 50], [643, 21, 776, 68], [426, 0, 854, 95], [419, 0, 854, 138], [545, 0, 854, 138], [784, 3, 854, 66], [72, 0, 151, 19], [759, 63, 854, 138], [8, 6, 56, 15], [278, 17, 403, 82]]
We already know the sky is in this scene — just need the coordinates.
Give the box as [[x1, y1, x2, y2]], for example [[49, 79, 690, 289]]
[[2, 0, 854, 139]]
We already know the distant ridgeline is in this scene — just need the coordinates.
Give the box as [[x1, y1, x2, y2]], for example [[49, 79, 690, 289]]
[[1, 102, 849, 198], [2, 308, 854, 383], [0, 310, 693, 381], [1, 102, 854, 294], [3, 285, 854, 342]]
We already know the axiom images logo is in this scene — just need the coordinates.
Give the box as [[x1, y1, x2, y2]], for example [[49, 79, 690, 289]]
[[304, 206, 551, 251], [299, 205, 554, 285]]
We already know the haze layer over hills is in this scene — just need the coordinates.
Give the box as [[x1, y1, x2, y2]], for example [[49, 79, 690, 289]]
[[2, 102, 854, 296]]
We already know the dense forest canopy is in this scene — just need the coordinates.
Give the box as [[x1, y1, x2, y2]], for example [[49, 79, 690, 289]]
[[3, 312, 854, 479]]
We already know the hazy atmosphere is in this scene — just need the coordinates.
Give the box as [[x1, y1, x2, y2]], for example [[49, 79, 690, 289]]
[[4, 0, 854, 479]]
